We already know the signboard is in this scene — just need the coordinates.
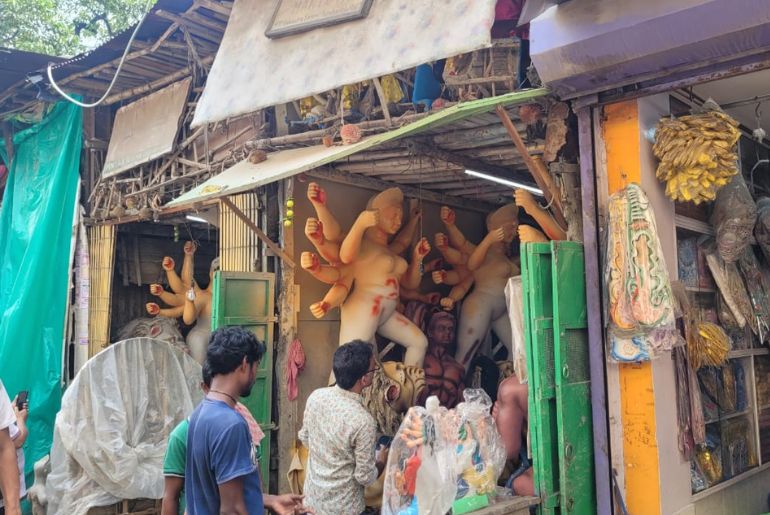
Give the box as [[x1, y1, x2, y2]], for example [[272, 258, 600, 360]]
[[101, 78, 191, 178], [266, 0, 374, 38]]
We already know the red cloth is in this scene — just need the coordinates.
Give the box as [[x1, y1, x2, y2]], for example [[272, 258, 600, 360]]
[[493, 0, 529, 39], [286, 338, 306, 402]]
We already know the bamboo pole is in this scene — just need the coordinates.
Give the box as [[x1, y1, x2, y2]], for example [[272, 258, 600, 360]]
[[495, 105, 568, 228]]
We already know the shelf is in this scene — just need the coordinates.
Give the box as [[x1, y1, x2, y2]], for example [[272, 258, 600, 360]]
[[728, 348, 769, 359], [691, 463, 770, 502], [705, 408, 752, 425], [675, 214, 756, 244], [675, 215, 714, 236], [685, 285, 716, 294]]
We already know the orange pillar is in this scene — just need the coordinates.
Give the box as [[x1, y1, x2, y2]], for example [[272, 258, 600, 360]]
[[602, 101, 662, 515]]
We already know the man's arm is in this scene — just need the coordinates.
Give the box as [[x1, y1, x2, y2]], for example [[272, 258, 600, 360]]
[[264, 494, 313, 515], [11, 401, 28, 449], [218, 477, 249, 515], [352, 422, 380, 487], [161, 476, 184, 515], [0, 427, 20, 514]]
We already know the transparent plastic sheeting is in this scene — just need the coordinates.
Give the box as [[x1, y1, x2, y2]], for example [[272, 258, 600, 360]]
[[46, 338, 204, 515]]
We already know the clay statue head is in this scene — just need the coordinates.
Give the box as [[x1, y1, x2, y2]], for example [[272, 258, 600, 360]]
[[427, 311, 456, 349], [382, 361, 426, 413], [486, 203, 519, 243], [367, 187, 404, 235]]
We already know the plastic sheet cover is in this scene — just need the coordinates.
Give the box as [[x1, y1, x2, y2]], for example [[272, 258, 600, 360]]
[[0, 101, 82, 494], [46, 338, 204, 515]]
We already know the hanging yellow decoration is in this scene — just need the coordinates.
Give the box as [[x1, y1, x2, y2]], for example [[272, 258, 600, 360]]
[[688, 321, 730, 370], [653, 110, 740, 204]]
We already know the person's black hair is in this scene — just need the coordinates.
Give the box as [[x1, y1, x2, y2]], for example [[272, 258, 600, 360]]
[[333, 340, 373, 390], [201, 362, 212, 388], [206, 326, 265, 377]]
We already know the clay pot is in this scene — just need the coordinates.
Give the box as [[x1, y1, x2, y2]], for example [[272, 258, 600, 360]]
[[340, 124, 362, 145]]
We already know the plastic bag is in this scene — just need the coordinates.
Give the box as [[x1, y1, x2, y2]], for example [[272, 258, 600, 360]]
[[45, 338, 203, 515], [754, 198, 770, 262], [382, 397, 457, 515], [737, 248, 770, 342], [450, 390, 507, 502], [710, 174, 757, 263], [605, 184, 677, 362]]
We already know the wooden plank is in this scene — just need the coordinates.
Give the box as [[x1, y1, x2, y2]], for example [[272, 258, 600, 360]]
[[221, 196, 296, 268], [577, 105, 612, 515], [470, 496, 540, 515], [308, 167, 496, 212], [495, 105, 568, 228], [371, 77, 392, 127]]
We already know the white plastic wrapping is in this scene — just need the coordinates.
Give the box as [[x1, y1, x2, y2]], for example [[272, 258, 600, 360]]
[[450, 389, 507, 501], [382, 390, 507, 515], [504, 277, 527, 383], [46, 338, 204, 515], [382, 397, 457, 515]]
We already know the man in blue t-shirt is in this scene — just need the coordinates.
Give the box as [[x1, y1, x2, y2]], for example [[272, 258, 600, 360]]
[[186, 327, 311, 515]]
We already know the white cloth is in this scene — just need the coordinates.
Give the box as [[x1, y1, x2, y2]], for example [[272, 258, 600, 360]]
[[0, 381, 15, 430], [0, 380, 23, 507], [504, 277, 528, 383]]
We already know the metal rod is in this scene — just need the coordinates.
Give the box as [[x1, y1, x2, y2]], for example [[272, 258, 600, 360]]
[[720, 92, 770, 110], [577, 106, 613, 515]]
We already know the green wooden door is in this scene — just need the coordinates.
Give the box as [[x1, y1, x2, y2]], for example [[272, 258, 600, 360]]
[[522, 241, 595, 515], [212, 271, 276, 487]]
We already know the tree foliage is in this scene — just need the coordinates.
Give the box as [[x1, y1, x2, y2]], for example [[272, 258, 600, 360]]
[[1, 0, 149, 57]]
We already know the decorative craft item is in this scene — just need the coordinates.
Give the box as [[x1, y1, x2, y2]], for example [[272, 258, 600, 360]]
[[653, 106, 740, 204], [710, 174, 757, 263], [605, 183, 677, 362]]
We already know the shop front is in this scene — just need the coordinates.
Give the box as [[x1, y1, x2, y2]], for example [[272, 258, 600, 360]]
[[530, 1, 770, 513]]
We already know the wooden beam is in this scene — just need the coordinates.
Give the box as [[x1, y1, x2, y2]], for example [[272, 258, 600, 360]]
[[309, 167, 497, 213], [155, 10, 224, 43], [103, 56, 213, 105], [371, 77, 392, 127], [195, 0, 232, 16], [58, 19, 182, 87], [495, 105, 568, 228], [408, 140, 536, 185], [221, 196, 295, 268]]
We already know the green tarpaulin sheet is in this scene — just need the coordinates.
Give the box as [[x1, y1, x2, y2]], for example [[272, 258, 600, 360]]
[[0, 101, 82, 500]]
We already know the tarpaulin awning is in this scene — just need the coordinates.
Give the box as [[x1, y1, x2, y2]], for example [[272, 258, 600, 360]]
[[168, 88, 548, 208], [530, 0, 770, 99], [191, 0, 498, 127]]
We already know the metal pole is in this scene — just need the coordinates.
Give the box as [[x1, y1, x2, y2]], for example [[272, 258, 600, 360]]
[[577, 105, 613, 515]]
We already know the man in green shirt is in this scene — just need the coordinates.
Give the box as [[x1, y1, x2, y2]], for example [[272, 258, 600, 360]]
[[162, 418, 189, 515], [162, 365, 267, 515]]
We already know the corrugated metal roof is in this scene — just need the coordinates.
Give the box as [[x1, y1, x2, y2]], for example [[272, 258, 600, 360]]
[[0, 0, 230, 116], [0, 48, 64, 92]]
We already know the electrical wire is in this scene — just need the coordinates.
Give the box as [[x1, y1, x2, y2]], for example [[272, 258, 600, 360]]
[[46, 0, 155, 108]]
